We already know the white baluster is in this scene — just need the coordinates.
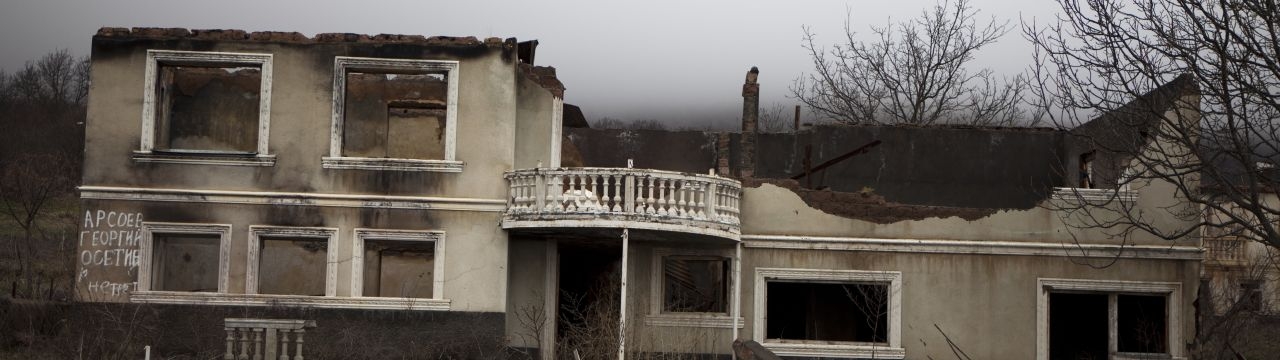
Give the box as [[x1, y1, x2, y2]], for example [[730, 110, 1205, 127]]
[[224, 328, 236, 360], [293, 329, 305, 360], [656, 178, 669, 216], [612, 175, 623, 212], [566, 175, 578, 211], [544, 174, 556, 212], [601, 175, 612, 211], [252, 329, 263, 360], [238, 328, 250, 360], [676, 181, 688, 217], [645, 177, 656, 214], [278, 330, 290, 360]]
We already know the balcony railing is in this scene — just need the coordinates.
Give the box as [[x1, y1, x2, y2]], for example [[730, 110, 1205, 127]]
[[503, 167, 742, 239], [1205, 237, 1247, 266]]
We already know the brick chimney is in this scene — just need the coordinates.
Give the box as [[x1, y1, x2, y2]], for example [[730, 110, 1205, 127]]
[[739, 67, 759, 178]]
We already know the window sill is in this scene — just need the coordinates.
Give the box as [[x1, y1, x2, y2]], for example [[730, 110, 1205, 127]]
[[1113, 352, 1174, 360], [130, 291, 451, 311], [133, 151, 276, 167], [643, 313, 743, 328], [762, 340, 904, 359], [1051, 187, 1138, 204], [322, 156, 463, 172]]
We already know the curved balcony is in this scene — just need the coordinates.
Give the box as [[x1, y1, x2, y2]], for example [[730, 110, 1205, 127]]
[[503, 167, 742, 240]]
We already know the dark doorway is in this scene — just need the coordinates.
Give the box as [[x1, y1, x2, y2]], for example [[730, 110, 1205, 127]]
[[555, 243, 621, 358], [1049, 292, 1109, 360]]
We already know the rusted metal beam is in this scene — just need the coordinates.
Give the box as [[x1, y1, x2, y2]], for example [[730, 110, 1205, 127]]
[[790, 140, 883, 181]]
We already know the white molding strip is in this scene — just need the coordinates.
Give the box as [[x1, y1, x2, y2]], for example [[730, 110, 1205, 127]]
[[80, 186, 506, 212], [1051, 187, 1139, 203], [762, 342, 906, 359], [131, 291, 450, 311], [642, 314, 743, 328], [742, 234, 1201, 260], [321, 157, 463, 172]]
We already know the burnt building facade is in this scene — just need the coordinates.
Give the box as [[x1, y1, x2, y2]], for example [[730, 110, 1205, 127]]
[[77, 27, 1202, 359]]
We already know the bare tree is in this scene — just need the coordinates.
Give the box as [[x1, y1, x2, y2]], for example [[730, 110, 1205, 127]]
[[793, 0, 1031, 127], [757, 103, 792, 133], [1026, 0, 1279, 250], [0, 50, 87, 299], [1026, 1, 1280, 356], [1, 153, 76, 298]]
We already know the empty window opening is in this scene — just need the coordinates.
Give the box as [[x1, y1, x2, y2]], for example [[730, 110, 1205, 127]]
[[343, 72, 448, 159], [1078, 151, 1096, 188], [361, 240, 435, 298], [1048, 292, 1109, 360], [150, 234, 221, 292], [153, 65, 261, 153], [257, 237, 327, 296], [766, 282, 888, 343], [1239, 281, 1263, 311], [662, 256, 728, 313], [1117, 294, 1167, 353]]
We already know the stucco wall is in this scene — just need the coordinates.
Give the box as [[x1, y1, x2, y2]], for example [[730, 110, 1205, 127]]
[[514, 71, 557, 169], [76, 199, 510, 311], [84, 34, 518, 199], [739, 248, 1199, 359], [76, 31, 541, 314]]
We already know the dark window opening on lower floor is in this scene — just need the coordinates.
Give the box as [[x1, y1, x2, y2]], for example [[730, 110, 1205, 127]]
[[151, 234, 220, 292], [663, 256, 728, 313], [362, 240, 435, 298], [766, 282, 888, 343], [258, 237, 327, 296], [1118, 294, 1167, 353], [1049, 292, 1109, 360], [1239, 281, 1262, 311], [154, 65, 261, 153]]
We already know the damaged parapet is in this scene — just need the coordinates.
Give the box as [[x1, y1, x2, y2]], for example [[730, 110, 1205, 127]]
[[739, 67, 760, 178]]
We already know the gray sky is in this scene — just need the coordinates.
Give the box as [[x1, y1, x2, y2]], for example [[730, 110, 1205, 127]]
[[0, 0, 1056, 128]]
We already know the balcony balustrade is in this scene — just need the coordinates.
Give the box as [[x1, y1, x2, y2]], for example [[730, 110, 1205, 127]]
[[503, 167, 742, 240]]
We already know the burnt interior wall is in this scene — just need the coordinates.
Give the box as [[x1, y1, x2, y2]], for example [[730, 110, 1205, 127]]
[[362, 240, 434, 298], [152, 234, 220, 292], [750, 125, 1068, 209], [567, 125, 1070, 209], [258, 237, 328, 296], [343, 72, 448, 159], [565, 128, 721, 174], [155, 66, 261, 152]]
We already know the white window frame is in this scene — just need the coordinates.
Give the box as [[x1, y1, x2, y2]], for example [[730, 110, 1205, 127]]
[[136, 50, 275, 166], [645, 248, 742, 328], [323, 56, 462, 172], [246, 226, 339, 297], [137, 222, 233, 293], [753, 268, 904, 359], [349, 228, 448, 309], [1036, 278, 1184, 360]]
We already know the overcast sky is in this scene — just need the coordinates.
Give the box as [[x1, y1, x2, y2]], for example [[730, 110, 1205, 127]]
[[0, 0, 1058, 128]]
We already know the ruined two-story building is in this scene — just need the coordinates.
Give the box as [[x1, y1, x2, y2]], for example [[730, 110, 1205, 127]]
[[76, 27, 1202, 359]]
